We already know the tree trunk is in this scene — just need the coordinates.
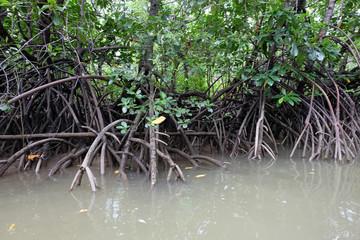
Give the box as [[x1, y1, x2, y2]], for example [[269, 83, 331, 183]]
[[138, 0, 161, 74], [319, 0, 337, 38]]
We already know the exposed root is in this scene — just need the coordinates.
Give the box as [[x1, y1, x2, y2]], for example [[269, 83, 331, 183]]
[[0, 138, 75, 177], [69, 119, 130, 192]]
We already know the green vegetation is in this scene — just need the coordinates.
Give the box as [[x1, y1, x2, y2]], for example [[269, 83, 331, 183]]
[[1, 0, 360, 190]]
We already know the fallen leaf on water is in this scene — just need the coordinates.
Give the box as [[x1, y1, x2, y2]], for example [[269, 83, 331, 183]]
[[8, 224, 15, 232], [27, 155, 40, 161], [114, 170, 119, 174], [151, 116, 166, 125], [195, 174, 206, 178], [138, 219, 147, 224], [185, 167, 193, 170], [78, 209, 88, 213]]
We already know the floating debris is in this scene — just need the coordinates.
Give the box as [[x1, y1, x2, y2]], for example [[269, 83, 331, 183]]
[[8, 224, 15, 232], [195, 174, 206, 178], [78, 209, 88, 213], [138, 219, 147, 224]]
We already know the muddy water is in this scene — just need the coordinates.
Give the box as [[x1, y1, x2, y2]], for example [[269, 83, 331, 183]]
[[1, 153, 360, 240]]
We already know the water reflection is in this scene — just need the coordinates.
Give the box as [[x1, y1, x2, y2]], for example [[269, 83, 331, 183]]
[[0, 156, 359, 240]]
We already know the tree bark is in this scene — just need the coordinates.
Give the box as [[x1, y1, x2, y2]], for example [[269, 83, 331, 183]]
[[319, 0, 337, 39], [138, 0, 161, 74]]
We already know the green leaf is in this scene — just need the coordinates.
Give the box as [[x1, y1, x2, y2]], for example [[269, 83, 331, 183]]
[[160, 91, 166, 99], [278, 97, 284, 104], [269, 75, 280, 82], [278, 67, 287, 76], [270, 66, 280, 74], [40, 4, 51, 11], [124, 21, 133, 29], [0, 104, 10, 113], [252, 75, 263, 81], [173, 43, 181, 52], [308, 49, 317, 61], [293, 97, 301, 103], [77, 29, 87, 44], [272, 94, 283, 99], [255, 79, 264, 87], [315, 51, 325, 61], [122, 106, 127, 113], [290, 42, 298, 57], [296, 51, 305, 65], [53, 11, 61, 26], [266, 78, 274, 86], [0, 0, 11, 7]]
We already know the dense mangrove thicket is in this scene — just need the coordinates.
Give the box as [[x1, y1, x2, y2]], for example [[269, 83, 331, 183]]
[[1, 0, 360, 191]]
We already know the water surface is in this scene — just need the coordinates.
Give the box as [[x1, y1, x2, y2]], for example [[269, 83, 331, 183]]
[[1, 154, 359, 240]]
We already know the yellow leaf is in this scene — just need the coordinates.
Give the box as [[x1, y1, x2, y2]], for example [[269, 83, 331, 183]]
[[8, 224, 15, 232], [185, 167, 193, 170], [346, 78, 351, 83], [195, 174, 206, 178], [114, 170, 119, 174], [78, 209, 88, 213], [27, 155, 40, 161], [151, 116, 166, 125]]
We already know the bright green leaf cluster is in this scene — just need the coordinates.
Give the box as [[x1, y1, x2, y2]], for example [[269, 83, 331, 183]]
[[273, 88, 301, 107]]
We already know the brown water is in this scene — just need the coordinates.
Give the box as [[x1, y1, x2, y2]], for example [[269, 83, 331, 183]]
[[1, 153, 360, 240]]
